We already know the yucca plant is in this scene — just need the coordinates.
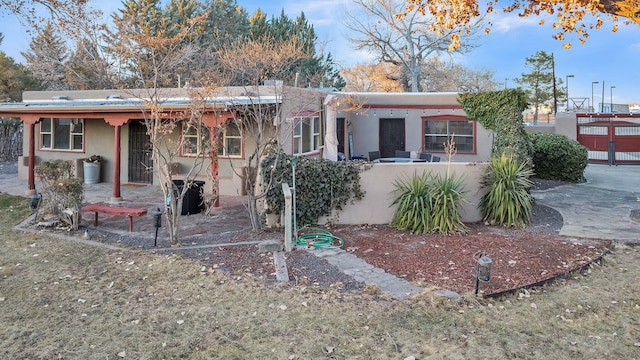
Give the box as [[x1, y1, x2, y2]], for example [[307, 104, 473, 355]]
[[390, 172, 434, 234], [480, 153, 534, 227], [430, 173, 468, 234]]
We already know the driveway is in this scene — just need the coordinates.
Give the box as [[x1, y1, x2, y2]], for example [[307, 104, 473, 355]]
[[532, 164, 640, 244]]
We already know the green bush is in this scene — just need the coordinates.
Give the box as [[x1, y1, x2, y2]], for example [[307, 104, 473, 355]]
[[480, 154, 534, 227], [390, 171, 467, 234], [528, 132, 588, 182], [262, 152, 366, 227]]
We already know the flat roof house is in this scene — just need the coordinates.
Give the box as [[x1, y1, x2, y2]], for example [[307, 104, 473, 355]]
[[0, 87, 494, 217]]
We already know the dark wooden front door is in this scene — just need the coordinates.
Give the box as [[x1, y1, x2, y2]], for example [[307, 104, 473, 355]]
[[128, 121, 153, 183], [379, 118, 405, 158], [336, 117, 345, 155]]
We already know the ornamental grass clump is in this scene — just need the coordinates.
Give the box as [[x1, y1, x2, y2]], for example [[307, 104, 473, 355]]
[[390, 171, 467, 234], [430, 173, 468, 234], [390, 172, 434, 234], [480, 153, 534, 227]]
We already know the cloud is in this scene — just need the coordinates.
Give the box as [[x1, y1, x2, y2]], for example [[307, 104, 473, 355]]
[[284, 0, 352, 27], [489, 13, 540, 33], [629, 42, 640, 53]]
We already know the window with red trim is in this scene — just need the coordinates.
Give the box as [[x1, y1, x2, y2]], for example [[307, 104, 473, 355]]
[[423, 117, 474, 153]]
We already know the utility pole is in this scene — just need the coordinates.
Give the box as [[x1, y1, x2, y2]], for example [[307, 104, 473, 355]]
[[552, 53, 557, 114], [601, 80, 605, 113]]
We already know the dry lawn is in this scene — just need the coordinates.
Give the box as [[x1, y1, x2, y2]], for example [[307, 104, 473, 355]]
[[1, 194, 640, 359]]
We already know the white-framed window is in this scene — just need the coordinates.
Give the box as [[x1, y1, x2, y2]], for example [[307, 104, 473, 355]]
[[218, 121, 242, 157], [293, 116, 321, 154], [423, 116, 474, 153], [182, 122, 210, 156], [40, 118, 84, 150]]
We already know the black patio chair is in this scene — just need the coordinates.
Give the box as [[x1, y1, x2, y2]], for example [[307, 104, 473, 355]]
[[431, 155, 441, 162], [368, 151, 381, 162], [419, 152, 432, 161], [395, 150, 411, 158]]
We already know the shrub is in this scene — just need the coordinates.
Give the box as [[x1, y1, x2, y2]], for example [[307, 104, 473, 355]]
[[390, 171, 467, 234], [35, 160, 84, 229], [480, 154, 534, 227], [262, 152, 366, 227], [528, 132, 588, 182]]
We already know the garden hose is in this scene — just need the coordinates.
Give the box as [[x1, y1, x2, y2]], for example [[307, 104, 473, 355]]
[[294, 226, 344, 249]]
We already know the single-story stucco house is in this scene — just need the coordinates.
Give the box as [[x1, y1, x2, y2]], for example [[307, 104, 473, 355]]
[[18, 86, 609, 224]]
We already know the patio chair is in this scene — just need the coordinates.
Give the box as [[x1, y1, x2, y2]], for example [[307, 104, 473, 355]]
[[431, 155, 441, 162], [395, 150, 411, 158], [368, 151, 381, 162], [419, 152, 432, 161]]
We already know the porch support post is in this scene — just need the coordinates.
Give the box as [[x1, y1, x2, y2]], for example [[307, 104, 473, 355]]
[[204, 112, 230, 208], [112, 124, 122, 202], [210, 126, 219, 207], [323, 95, 338, 161], [26, 122, 36, 195]]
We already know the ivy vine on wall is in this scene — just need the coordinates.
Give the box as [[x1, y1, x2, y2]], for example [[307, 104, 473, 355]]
[[262, 152, 367, 227], [458, 88, 531, 163]]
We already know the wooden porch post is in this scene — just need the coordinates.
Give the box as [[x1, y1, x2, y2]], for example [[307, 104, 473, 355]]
[[112, 124, 122, 202], [104, 115, 131, 203], [210, 126, 219, 207], [27, 122, 36, 195]]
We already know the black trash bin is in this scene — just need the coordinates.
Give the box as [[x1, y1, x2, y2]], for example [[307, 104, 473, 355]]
[[170, 180, 205, 215]]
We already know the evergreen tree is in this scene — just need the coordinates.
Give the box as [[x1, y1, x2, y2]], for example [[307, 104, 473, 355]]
[[65, 38, 115, 90], [514, 51, 566, 124], [21, 23, 70, 90]]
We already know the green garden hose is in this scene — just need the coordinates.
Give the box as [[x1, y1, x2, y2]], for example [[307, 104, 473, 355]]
[[294, 226, 344, 249]]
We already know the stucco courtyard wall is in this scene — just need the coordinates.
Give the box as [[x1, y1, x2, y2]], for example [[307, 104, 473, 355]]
[[314, 161, 489, 226]]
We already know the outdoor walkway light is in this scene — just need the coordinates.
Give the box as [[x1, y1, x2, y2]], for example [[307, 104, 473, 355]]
[[475, 251, 493, 296], [153, 208, 162, 247]]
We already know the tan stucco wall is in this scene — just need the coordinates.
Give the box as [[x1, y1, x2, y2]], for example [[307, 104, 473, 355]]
[[523, 113, 578, 141], [261, 162, 489, 227], [316, 162, 489, 225]]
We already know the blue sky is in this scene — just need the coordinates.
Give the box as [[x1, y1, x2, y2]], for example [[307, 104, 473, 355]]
[[1, 0, 638, 106]]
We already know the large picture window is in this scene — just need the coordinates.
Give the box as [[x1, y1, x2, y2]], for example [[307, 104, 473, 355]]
[[182, 123, 210, 156], [40, 118, 84, 150], [423, 116, 474, 153], [218, 122, 242, 157], [293, 116, 321, 154]]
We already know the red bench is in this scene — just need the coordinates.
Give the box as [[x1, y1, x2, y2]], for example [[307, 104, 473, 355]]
[[81, 204, 148, 232]]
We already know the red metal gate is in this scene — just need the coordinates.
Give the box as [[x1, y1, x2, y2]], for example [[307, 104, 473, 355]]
[[577, 114, 640, 164]]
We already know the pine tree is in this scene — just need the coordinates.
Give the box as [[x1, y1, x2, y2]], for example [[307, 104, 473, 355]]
[[21, 23, 70, 90]]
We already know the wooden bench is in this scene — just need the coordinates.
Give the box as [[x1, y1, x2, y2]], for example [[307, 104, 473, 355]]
[[81, 204, 148, 232]]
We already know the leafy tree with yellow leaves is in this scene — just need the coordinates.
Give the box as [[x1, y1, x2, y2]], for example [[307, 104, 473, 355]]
[[402, 0, 639, 49]]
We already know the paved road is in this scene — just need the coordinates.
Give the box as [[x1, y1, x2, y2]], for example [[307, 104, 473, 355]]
[[532, 164, 640, 243]]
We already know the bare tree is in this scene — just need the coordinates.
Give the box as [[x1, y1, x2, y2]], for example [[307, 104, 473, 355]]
[[420, 57, 498, 93], [341, 63, 403, 92], [107, 6, 214, 243], [345, 0, 484, 92], [214, 38, 315, 231]]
